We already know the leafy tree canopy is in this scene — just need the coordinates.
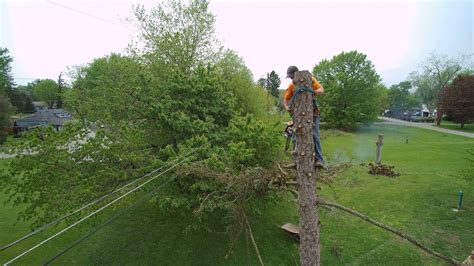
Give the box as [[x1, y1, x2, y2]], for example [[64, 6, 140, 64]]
[[438, 74, 474, 128], [131, 0, 221, 73], [313, 51, 382, 129], [32, 79, 59, 109], [387, 81, 419, 116], [410, 53, 471, 111], [3, 0, 281, 232]]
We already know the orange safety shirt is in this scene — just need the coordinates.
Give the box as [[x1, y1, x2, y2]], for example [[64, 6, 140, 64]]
[[283, 77, 322, 101]]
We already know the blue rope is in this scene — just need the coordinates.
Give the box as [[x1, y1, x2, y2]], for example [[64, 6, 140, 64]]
[[289, 86, 315, 109]]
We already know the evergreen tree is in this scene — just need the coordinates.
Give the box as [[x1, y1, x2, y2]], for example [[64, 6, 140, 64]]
[[266, 70, 281, 99], [56, 72, 65, 109], [24, 95, 36, 113]]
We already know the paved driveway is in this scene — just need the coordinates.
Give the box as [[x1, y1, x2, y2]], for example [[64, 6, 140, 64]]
[[377, 117, 474, 138]]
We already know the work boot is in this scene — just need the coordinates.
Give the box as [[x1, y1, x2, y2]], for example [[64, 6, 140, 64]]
[[314, 160, 325, 169]]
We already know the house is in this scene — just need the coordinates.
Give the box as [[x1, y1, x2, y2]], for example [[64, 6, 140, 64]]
[[403, 104, 434, 122], [32, 101, 47, 111], [13, 109, 72, 136]]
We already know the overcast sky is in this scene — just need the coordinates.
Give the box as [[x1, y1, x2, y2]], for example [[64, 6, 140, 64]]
[[1, 0, 472, 89]]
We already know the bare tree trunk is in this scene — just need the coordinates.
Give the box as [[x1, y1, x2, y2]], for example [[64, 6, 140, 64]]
[[375, 134, 383, 164], [436, 112, 442, 126], [293, 71, 320, 266]]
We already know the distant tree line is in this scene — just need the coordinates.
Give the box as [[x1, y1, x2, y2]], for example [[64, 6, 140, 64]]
[[0, 47, 69, 143]]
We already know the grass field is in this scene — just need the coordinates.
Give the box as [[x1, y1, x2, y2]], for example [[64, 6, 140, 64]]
[[438, 121, 474, 133], [0, 125, 472, 265]]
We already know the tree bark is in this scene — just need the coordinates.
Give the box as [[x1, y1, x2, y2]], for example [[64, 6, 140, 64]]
[[375, 134, 383, 164], [293, 70, 320, 266]]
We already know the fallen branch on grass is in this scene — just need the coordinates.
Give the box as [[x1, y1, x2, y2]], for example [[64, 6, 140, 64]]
[[243, 212, 265, 266], [315, 198, 460, 265]]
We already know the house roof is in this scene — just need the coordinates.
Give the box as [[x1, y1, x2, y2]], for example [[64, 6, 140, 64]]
[[15, 109, 72, 128]]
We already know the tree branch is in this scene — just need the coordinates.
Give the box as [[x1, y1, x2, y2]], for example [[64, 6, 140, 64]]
[[315, 198, 460, 265], [243, 212, 265, 266]]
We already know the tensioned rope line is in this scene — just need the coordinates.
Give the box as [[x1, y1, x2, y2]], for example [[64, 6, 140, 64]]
[[0, 140, 212, 252], [42, 176, 177, 265], [3, 149, 197, 266]]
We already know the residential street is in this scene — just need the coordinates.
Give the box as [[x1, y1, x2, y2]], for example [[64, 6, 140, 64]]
[[377, 117, 474, 138]]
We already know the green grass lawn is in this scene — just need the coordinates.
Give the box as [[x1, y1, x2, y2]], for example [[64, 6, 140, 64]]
[[1, 125, 472, 265], [437, 121, 474, 133]]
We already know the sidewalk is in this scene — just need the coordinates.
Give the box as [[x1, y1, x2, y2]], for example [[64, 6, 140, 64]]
[[377, 117, 474, 138]]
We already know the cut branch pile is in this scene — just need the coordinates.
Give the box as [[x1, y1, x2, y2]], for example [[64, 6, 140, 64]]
[[368, 162, 399, 177]]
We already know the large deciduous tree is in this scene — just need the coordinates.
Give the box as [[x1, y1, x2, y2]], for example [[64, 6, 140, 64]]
[[437, 75, 474, 128], [33, 79, 59, 109], [313, 51, 382, 129], [410, 53, 471, 124], [387, 81, 418, 117], [132, 0, 221, 73]]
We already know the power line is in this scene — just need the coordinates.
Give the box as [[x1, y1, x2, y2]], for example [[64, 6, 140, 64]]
[[43, 176, 177, 265], [3, 151, 195, 266], [0, 140, 212, 252], [46, 0, 134, 32]]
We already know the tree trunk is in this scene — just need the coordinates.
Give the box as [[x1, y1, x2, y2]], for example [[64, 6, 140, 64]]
[[436, 113, 442, 126], [293, 71, 320, 266], [375, 134, 383, 164]]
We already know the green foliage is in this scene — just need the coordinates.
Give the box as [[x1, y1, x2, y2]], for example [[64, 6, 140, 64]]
[[149, 65, 235, 145], [222, 115, 281, 168], [23, 95, 35, 113], [4, 0, 281, 230], [266, 70, 281, 99], [0, 48, 13, 142], [215, 50, 268, 119], [7, 89, 35, 113], [2, 126, 472, 264], [67, 53, 150, 124], [313, 51, 382, 129], [0, 96, 12, 143], [387, 80, 419, 116], [3, 121, 155, 227], [56, 72, 66, 109], [410, 53, 470, 110], [0, 48, 14, 96], [17, 81, 37, 97], [132, 0, 221, 73], [32, 79, 59, 109]]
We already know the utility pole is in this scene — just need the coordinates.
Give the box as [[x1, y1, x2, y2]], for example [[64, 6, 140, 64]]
[[293, 70, 320, 266]]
